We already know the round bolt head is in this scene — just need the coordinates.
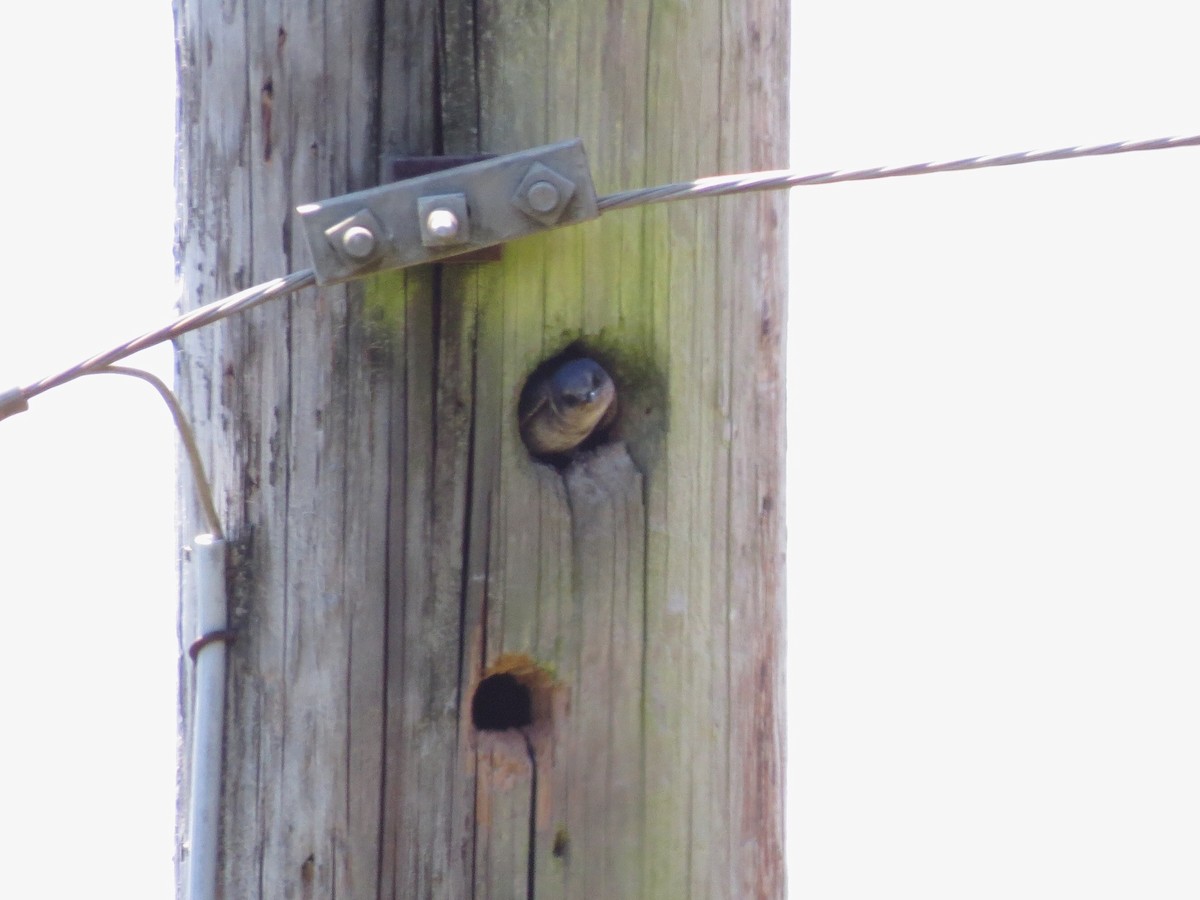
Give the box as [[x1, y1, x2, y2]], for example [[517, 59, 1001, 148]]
[[512, 162, 577, 225], [426, 208, 461, 240], [341, 225, 377, 259], [525, 180, 561, 213]]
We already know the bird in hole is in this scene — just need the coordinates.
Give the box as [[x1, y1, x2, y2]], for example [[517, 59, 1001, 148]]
[[519, 357, 618, 457]]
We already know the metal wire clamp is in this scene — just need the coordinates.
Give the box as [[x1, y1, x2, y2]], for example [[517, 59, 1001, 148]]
[[296, 139, 599, 286]]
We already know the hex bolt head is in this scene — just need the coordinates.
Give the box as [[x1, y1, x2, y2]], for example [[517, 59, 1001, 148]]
[[525, 180, 561, 214], [417, 193, 470, 247], [323, 208, 388, 267], [513, 162, 577, 225], [340, 225, 377, 259], [425, 208, 461, 241]]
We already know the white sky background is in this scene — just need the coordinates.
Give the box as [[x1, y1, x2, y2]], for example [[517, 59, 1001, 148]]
[[0, 1, 1195, 897], [0, 2, 177, 897], [788, 0, 1199, 897]]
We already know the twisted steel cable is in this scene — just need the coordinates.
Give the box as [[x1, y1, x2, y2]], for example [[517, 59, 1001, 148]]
[[596, 133, 1200, 211], [2, 132, 1196, 423], [0, 269, 316, 421]]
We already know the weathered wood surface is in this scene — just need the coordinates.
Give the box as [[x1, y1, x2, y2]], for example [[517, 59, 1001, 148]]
[[175, 0, 787, 897]]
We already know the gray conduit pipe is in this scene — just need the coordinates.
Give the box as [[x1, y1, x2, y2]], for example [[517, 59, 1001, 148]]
[[186, 535, 226, 900]]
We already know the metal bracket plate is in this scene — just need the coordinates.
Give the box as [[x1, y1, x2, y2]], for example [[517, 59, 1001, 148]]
[[297, 139, 599, 286]]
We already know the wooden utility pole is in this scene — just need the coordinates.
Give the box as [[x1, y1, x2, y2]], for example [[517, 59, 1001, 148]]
[[175, 1, 787, 897]]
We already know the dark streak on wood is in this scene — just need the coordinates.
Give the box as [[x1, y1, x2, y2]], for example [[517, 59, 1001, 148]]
[[260, 78, 273, 162]]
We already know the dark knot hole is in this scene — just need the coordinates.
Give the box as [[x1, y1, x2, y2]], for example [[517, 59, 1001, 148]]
[[471, 673, 533, 731]]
